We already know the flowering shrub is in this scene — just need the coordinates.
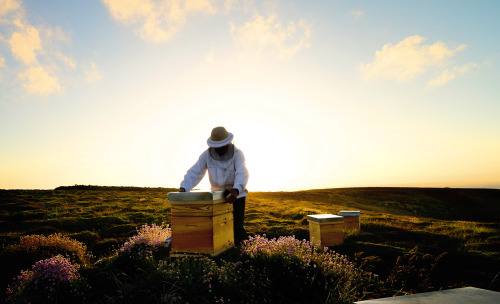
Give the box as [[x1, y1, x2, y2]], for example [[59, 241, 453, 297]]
[[7, 233, 92, 266], [210, 252, 325, 303], [1, 233, 92, 299], [240, 235, 375, 303], [6, 255, 85, 303], [118, 223, 171, 259], [241, 234, 359, 274]]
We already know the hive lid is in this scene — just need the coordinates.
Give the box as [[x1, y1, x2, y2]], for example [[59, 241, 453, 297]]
[[307, 214, 344, 223], [353, 287, 500, 304], [339, 210, 361, 216], [167, 191, 225, 201]]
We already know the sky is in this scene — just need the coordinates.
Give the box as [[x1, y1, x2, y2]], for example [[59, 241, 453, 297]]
[[1, 0, 499, 191]]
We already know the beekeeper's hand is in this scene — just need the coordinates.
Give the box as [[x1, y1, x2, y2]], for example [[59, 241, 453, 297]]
[[225, 188, 239, 204], [179, 187, 186, 192]]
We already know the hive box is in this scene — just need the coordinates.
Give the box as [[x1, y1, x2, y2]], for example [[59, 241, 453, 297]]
[[353, 287, 500, 304], [167, 191, 234, 256], [307, 214, 344, 246], [338, 210, 361, 231]]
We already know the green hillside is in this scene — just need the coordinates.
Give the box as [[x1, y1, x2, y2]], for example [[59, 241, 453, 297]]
[[245, 187, 500, 292]]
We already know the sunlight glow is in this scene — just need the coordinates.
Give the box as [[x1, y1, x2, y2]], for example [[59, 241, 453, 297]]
[[1, 1, 499, 190]]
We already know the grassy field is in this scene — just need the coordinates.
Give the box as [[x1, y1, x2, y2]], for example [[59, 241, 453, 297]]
[[247, 188, 500, 291], [1, 186, 499, 302]]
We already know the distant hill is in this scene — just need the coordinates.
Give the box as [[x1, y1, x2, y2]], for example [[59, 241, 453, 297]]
[[253, 187, 500, 222], [54, 185, 178, 192]]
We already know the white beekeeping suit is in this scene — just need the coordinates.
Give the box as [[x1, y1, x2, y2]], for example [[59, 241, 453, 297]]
[[178, 126, 250, 244], [180, 144, 249, 198]]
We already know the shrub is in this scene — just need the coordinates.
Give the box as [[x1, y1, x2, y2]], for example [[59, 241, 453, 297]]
[[240, 235, 377, 303], [118, 223, 171, 260], [211, 253, 327, 303], [7, 233, 92, 266], [241, 234, 358, 276], [1, 233, 93, 298], [6, 255, 88, 303]]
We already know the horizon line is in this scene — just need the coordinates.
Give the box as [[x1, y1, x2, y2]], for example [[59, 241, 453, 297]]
[[2, 183, 500, 191]]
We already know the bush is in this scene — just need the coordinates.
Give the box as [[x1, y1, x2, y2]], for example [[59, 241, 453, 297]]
[[1, 233, 93, 299], [118, 223, 171, 260], [6, 233, 92, 266], [239, 235, 377, 303], [211, 253, 327, 303], [6, 255, 88, 303], [80, 223, 172, 303]]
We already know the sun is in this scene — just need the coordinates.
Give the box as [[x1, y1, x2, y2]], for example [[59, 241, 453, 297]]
[[157, 79, 334, 192]]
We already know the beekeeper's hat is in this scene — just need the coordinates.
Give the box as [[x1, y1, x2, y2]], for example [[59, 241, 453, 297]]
[[207, 126, 233, 148]]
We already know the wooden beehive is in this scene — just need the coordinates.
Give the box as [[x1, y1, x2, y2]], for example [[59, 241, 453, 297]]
[[167, 191, 234, 256], [338, 210, 361, 231], [307, 214, 344, 246]]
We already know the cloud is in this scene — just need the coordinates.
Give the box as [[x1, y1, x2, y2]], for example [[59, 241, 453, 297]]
[[45, 25, 72, 44], [426, 69, 455, 87], [0, 0, 20, 17], [0, 0, 75, 95], [360, 35, 466, 82], [57, 53, 77, 69], [101, 0, 216, 43], [349, 9, 365, 20], [8, 24, 42, 65], [19, 65, 62, 95], [84, 61, 103, 83], [427, 63, 479, 87], [454, 62, 479, 74], [230, 14, 311, 59]]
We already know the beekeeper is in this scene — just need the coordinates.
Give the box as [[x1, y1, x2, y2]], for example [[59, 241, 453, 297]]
[[179, 126, 249, 244]]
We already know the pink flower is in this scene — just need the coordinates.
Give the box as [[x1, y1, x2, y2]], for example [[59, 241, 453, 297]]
[[241, 235, 360, 277], [7, 255, 81, 301], [119, 223, 171, 259]]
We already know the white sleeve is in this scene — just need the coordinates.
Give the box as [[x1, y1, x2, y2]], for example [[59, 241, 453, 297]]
[[180, 150, 208, 192], [233, 149, 249, 194]]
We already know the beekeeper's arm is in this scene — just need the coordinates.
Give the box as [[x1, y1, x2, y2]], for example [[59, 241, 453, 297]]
[[180, 150, 209, 192], [232, 149, 249, 197]]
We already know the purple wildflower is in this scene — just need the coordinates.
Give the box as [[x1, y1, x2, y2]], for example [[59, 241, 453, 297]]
[[119, 223, 171, 259], [241, 235, 364, 277], [6, 255, 81, 301]]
